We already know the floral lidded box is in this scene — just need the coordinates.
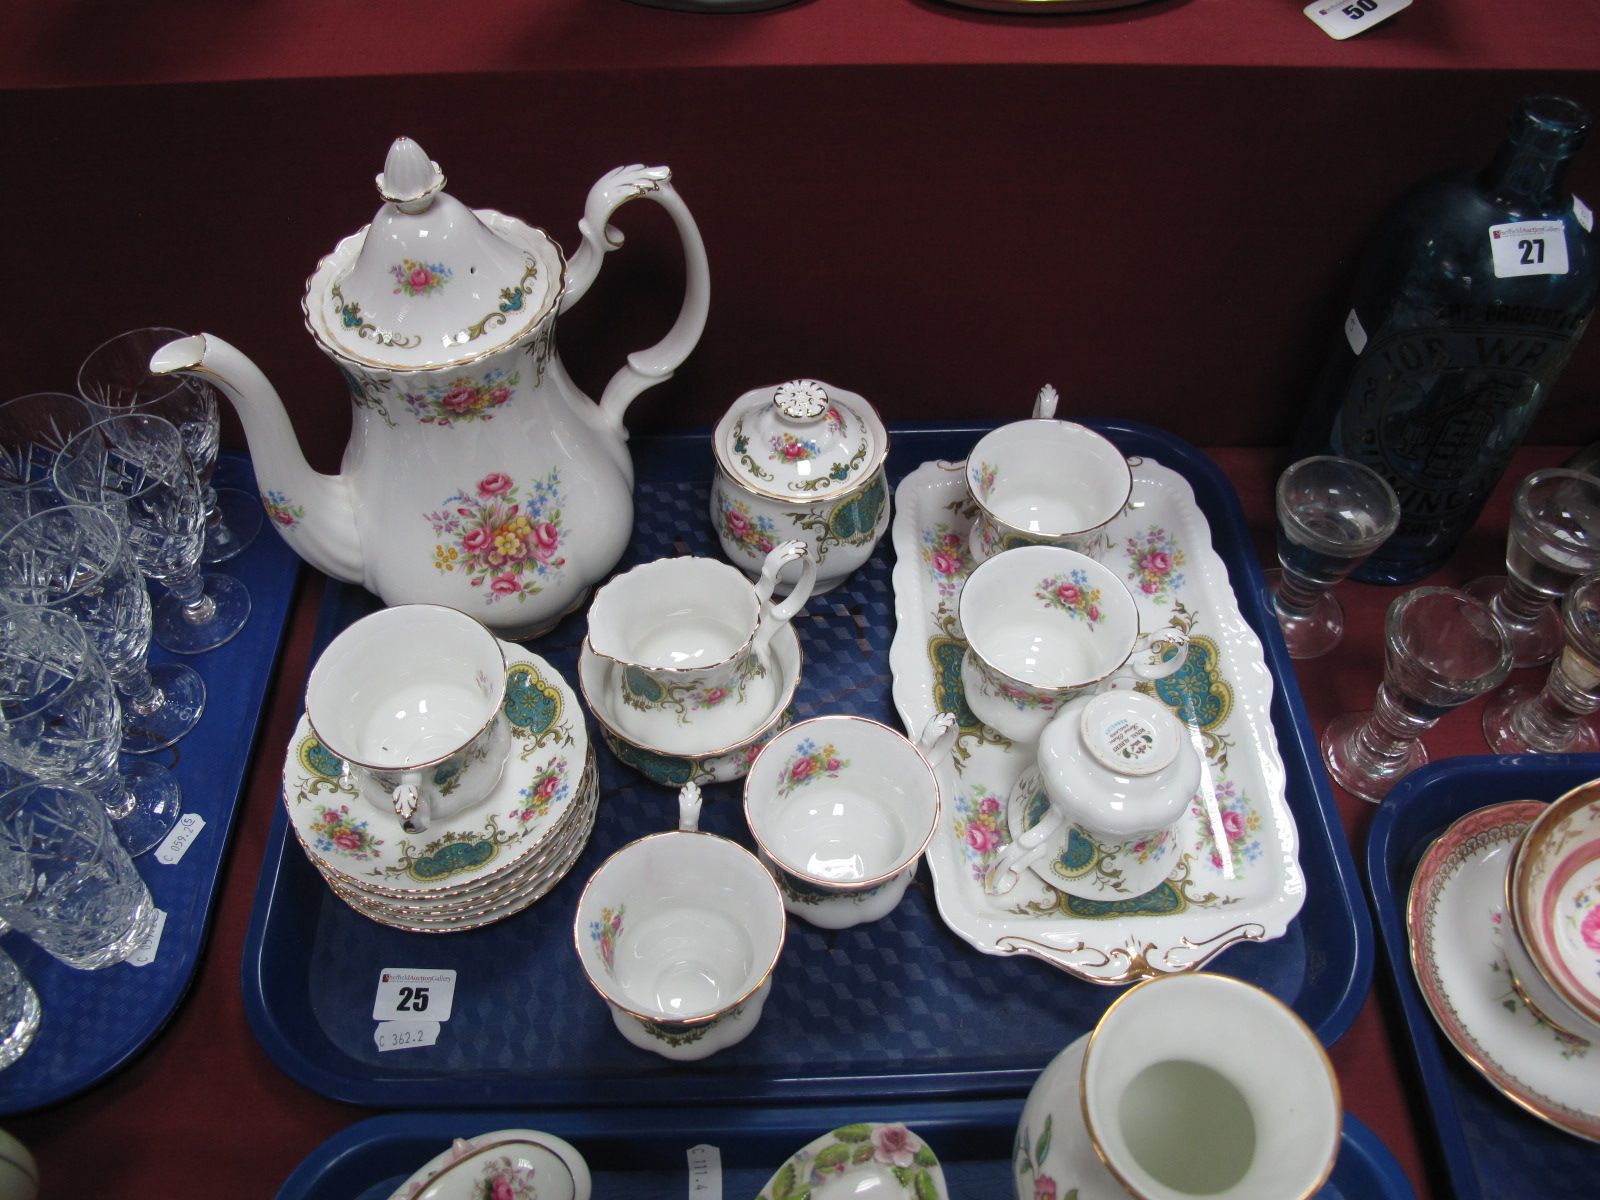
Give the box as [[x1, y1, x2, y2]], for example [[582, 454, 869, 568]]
[[711, 379, 891, 593]]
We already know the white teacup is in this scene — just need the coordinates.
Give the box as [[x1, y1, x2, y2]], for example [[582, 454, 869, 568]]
[[744, 712, 956, 929], [984, 690, 1201, 897], [573, 784, 786, 1061], [958, 545, 1188, 744], [305, 604, 510, 834], [966, 385, 1131, 565], [586, 541, 816, 754]]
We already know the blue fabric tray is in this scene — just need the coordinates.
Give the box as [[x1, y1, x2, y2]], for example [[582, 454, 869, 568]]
[[1367, 754, 1600, 1200], [241, 423, 1370, 1108], [273, 1102, 1414, 1199], [0, 454, 300, 1115]]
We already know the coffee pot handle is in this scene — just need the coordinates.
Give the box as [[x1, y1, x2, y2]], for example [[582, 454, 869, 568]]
[[751, 540, 816, 658], [563, 165, 711, 434]]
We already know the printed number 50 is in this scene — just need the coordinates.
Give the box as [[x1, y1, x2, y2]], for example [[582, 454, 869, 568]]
[[1342, 0, 1377, 16], [396, 985, 430, 1012]]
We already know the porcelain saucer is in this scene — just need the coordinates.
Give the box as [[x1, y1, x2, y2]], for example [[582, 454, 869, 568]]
[[755, 1123, 947, 1200], [579, 622, 801, 787], [282, 640, 590, 899], [325, 753, 598, 932], [1005, 764, 1192, 901], [1407, 799, 1600, 1142]]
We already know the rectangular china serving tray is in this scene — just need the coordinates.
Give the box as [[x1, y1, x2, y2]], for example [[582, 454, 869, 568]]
[[891, 451, 1303, 981], [273, 1101, 1414, 1200], [0, 454, 301, 1115], [1367, 754, 1600, 1200], [241, 424, 1369, 1109]]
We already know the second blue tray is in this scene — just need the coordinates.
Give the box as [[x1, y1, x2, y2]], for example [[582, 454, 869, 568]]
[[241, 423, 1370, 1108], [1367, 754, 1600, 1200], [274, 1101, 1414, 1200]]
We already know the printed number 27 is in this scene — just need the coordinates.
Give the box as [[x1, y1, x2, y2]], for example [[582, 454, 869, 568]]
[[1520, 238, 1547, 265], [1342, 0, 1377, 16], [396, 985, 430, 1013]]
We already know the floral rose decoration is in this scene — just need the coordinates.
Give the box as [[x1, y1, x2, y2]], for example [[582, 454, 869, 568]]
[[1582, 904, 1600, 953], [870, 1124, 921, 1169]]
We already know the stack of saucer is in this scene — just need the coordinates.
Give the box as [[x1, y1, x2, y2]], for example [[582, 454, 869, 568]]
[[280, 642, 596, 933]]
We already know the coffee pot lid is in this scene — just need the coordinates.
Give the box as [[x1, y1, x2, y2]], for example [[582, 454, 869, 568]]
[[713, 380, 888, 500], [311, 137, 561, 370]]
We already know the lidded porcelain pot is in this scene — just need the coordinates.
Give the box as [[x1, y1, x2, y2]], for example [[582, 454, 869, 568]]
[[151, 138, 711, 639], [711, 379, 890, 592]]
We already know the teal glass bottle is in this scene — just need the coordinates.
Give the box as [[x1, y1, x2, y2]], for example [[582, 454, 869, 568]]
[[1297, 96, 1597, 584]]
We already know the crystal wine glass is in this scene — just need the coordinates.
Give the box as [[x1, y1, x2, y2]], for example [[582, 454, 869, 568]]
[[0, 606, 182, 856], [1463, 468, 1600, 669], [1482, 571, 1600, 754], [1321, 587, 1512, 803], [0, 779, 159, 969], [0, 944, 40, 1068], [0, 392, 100, 522], [0, 504, 206, 754], [54, 413, 250, 655], [78, 326, 262, 564], [1266, 456, 1400, 660]]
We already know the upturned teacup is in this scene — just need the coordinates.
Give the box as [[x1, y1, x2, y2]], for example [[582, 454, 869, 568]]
[[744, 712, 956, 929], [984, 690, 1200, 898], [958, 545, 1189, 744], [573, 783, 786, 1061], [966, 385, 1131, 565], [304, 604, 510, 834], [586, 541, 816, 754]]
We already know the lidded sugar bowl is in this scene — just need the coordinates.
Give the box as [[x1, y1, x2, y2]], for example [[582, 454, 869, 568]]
[[711, 379, 890, 592]]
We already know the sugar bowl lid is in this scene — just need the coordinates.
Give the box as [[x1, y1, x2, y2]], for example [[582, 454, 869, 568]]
[[713, 379, 889, 500], [310, 137, 562, 370]]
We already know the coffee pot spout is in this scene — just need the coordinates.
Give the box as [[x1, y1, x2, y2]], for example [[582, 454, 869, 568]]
[[150, 332, 365, 585]]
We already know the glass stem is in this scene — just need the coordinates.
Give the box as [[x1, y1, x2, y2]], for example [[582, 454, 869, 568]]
[[1351, 683, 1435, 775], [166, 570, 218, 625], [114, 665, 167, 718], [1510, 657, 1600, 752], [91, 769, 136, 821], [1274, 570, 1327, 620], [1493, 575, 1555, 636]]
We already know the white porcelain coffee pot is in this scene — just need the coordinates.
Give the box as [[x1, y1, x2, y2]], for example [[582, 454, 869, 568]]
[[150, 137, 710, 639]]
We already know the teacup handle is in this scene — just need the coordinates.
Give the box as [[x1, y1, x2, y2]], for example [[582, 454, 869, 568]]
[[1032, 382, 1059, 419], [393, 771, 428, 833], [984, 805, 1066, 897], [751, 540, 816, 657], [915, 711, 959, 769], [1123, 626, 1190, 683], [677, 782, 703, 832]]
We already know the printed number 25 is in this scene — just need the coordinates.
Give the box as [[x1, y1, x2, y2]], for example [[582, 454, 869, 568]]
[[1520, 238, 1547, 265], [396, 985, 430, 1013], [1342, 0, 1377, 16]]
